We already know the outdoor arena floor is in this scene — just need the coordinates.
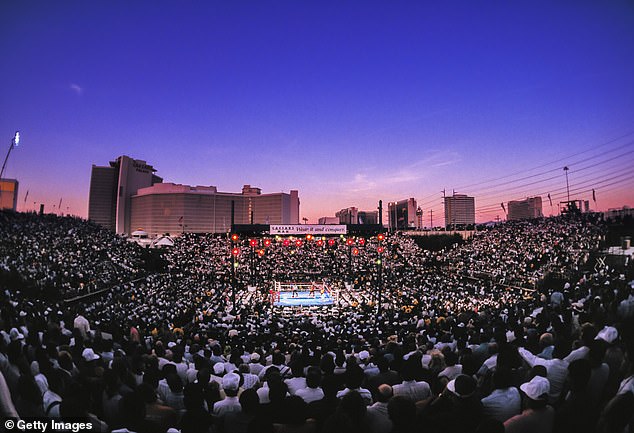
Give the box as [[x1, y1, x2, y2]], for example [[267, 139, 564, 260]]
[[273, 290, 334, 307]]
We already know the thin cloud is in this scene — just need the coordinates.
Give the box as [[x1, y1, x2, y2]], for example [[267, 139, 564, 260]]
[[321, 150, 462, 200], [69, 83, 84, 96]]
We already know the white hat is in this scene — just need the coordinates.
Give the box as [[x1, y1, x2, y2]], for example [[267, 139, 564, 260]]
[[446, 375, 476, 398], [520, 376, 550, 400], [167, 341, 177, 348], [228, 329, 239, 338], [82, 348, 100, 362], [596, 326, 618, 344], [222, 372, 240, 391], [213, 363, 225, 375], [358, 350, 370, 361], [250, 352, 261, 362]]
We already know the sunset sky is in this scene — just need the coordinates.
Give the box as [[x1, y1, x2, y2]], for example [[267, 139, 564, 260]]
[[1, 1, 633, 225]]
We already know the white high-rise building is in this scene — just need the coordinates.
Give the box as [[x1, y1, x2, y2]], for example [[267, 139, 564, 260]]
[[444, 193, 475, 228], [88, 156, 161, 234]]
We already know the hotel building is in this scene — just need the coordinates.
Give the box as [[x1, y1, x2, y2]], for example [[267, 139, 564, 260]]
[[88, 156, 299, 236], [444, 193, 475, 229]]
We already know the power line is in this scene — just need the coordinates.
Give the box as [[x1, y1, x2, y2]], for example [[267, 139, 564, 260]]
[[463, 146, 634, 198], [452, 131, 634, 191], [417, 132, 634, 223], [476, 171, 634, 212], [477, 167, 632, 208]]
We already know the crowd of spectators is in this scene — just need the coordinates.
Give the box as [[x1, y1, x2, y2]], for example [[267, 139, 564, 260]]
[[0, 212, 145, 299], [1, 210, 633, 433]]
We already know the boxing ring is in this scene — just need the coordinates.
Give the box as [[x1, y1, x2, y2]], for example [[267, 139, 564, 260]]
[[270, 281, 337, 307]]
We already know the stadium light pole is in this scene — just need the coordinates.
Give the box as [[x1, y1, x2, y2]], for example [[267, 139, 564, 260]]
[[249, 239, 258, 286], [230, 234, 240, 313], [0, 131, 19, 181], [231, 249, 239, 312], [0, 132, 20, 207], [346, 238, 355, 280]]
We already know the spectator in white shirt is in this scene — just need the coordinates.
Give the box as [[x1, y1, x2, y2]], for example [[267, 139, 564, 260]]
[[518, 342, 569, 404], [481, 367, 521, 422], [73, 314, 91, 339], [564, 323, 596, 363], [238, 364, 260, 390], [337, 365, 373, 405], [258, 351, 290, 380], [249, 352, 265, 376], [366, 384, 393, 433], [393, 359, 431, 402], [296, 366, 324, 404], [213, 372, 241, 418], [437, 350, 463, 386], [285, 361, 307, 395]]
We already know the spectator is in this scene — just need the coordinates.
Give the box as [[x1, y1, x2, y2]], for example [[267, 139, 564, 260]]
[[481, 367, 521, 422], [387, 396, 417, 433], [365, 384, 393, 433], [504, 375, 554, 433], [295, 366, 324, 404], [213, 373, 242, 418], [392, 359, 431, 403], [336, 365, 372, 405]]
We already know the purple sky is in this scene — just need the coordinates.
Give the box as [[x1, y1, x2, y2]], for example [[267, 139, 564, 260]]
[[1, 1, 633, 225]]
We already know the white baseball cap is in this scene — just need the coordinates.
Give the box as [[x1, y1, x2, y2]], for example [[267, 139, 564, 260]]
[[222, 372, 240, 391], [520, 376, 550, 400], [596, 326, 618, 344], [446, 375, 477, 398], [82, 348, 100, 362], [213, 363, 225, 375]]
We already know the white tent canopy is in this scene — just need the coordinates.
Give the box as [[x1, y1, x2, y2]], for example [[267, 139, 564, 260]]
[[153, 236, 174, 247]]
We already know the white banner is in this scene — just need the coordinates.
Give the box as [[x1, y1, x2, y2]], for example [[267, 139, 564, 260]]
[[270, 224, 348, 235]]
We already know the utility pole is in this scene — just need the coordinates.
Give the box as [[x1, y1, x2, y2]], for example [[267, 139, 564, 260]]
[[442, 189, 446, 230], [429, 209, 433, 230]]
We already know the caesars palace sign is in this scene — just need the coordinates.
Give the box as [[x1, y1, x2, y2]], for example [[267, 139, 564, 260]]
[[269, 225, 348, 235]]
